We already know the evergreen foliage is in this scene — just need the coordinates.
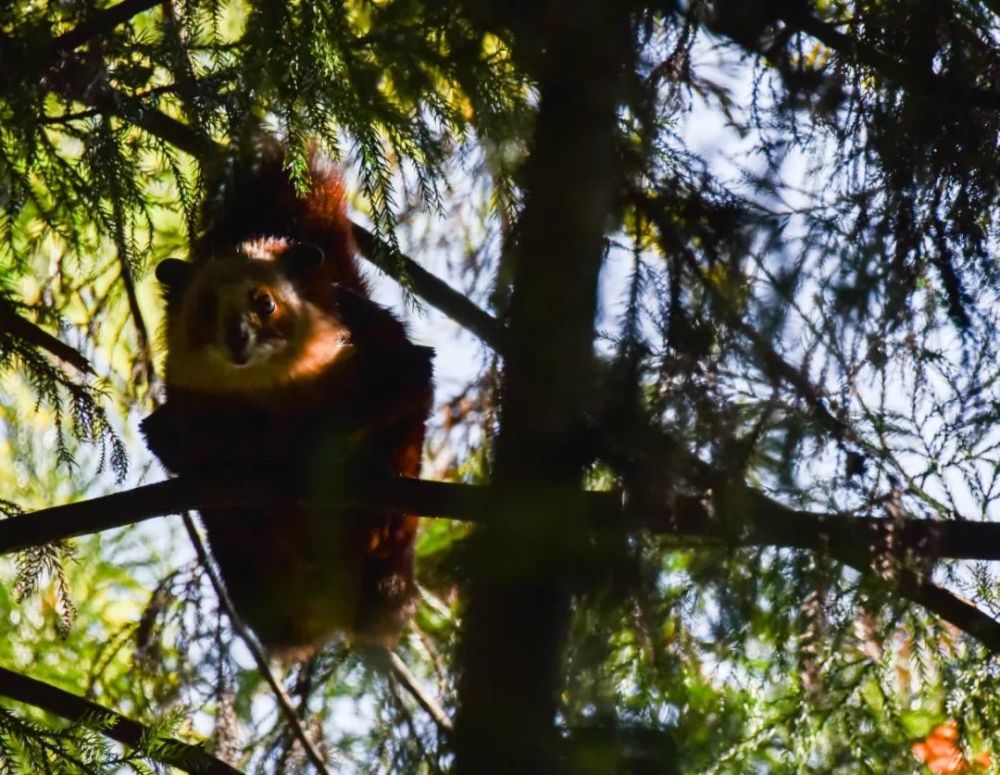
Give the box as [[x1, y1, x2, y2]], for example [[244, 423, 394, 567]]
[[0, 0, 998, 772]]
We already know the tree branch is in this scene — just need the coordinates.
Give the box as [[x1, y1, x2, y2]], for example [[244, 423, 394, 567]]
[[116, 260, 155, 386], [694, 4, 1000, 111], [0, 0, 161, 85], [785, 10, 1000, 110], [0, 303, 93, 375], [51, 0, 162, 55], [83, 83, 225, 165], [351, 224, 504, 352], [22, 46, 508, 354], [383, 650, 453, 735], [0, 477, 491, 557], [856, 562, 1000, 652], [632, 187, 866, 445], [180, 515, 334, 775], [7, 474, 1000, 566], [722, 490, 1000, 653], [3, 475, 1000, 651], [0, 664, 242, 775]]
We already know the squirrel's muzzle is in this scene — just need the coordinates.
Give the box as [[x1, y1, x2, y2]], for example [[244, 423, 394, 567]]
[[224, 316, 253, 365]]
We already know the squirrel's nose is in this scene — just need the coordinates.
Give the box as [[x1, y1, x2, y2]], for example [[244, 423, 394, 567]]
[[224, 317, 252, 364]]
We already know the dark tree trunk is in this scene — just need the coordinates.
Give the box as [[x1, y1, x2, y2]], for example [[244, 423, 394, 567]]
[[453, 4, 633, 772]]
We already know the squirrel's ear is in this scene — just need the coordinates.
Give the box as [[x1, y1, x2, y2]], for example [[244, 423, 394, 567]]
[[155, 259, 194, 302], [278, 242, 325, 282]]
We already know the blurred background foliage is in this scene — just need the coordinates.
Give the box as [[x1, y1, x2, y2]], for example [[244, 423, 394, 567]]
[[0, 0, 998, 772]]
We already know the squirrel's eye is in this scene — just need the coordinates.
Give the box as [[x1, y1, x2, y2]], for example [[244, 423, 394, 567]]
[[252, 291, 276, 317]]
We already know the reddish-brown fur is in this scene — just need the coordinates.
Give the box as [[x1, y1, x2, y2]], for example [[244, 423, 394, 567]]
[[142, 142, 433, 655]]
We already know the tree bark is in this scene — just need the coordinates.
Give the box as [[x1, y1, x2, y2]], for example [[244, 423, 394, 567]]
[[452, 4, 633, 772]]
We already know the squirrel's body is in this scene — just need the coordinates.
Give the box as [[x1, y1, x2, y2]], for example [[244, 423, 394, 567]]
[[142, 143, 432, 655]]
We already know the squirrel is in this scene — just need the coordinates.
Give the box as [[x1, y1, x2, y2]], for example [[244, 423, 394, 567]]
[[141, 138, 434, 656]]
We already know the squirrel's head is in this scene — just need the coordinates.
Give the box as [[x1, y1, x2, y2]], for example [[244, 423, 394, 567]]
[[156, 241, 353, 393]]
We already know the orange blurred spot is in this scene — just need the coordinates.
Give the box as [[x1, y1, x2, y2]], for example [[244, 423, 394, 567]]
[[912, 721, 991, 773]]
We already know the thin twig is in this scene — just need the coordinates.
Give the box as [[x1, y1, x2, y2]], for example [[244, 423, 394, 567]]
[[385, 650, 453, 734], [385, 666, 446, 775], [115, 262, 155, 386], [180, 514, 334, 775]]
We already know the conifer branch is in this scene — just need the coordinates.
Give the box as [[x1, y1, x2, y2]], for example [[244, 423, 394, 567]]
[[0, 0, 160, 82], [0, 664, 243, 775], [632, 190, 850, 436], [351, 224, 504, 352], [0, 303, 94, 375], [25, 50, 507, 355], [180, 515, 335, 775], [784, 10, 1000, 110], [84, 83, 225, 164], [19, 42, 224, 163], [694, 4, 1000, 110], [861, 565, 1000, 653], [51, 0, 162, 57]]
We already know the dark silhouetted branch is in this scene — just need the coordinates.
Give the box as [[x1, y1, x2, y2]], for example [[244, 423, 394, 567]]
[[351, 224, 504, 352], [3, 475, 1000, 651], [52, 0, 161, 54], [0, 303, 93, 375], [5, 474, 1000, 570], [0, 477, 491, 557], [692, 5, 1000, 111], [787, 11, 1000, 111], [0, 664, 242, 774], [0, 0, 160, 84]]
